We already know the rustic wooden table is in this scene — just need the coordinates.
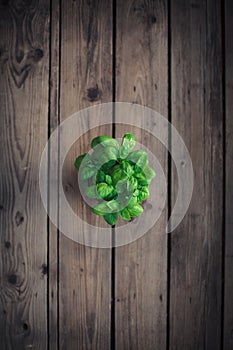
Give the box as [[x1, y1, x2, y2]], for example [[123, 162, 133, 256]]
[[0, 0, 232, 349]]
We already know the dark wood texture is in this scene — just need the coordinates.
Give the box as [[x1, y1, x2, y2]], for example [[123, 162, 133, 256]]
[[170, 1, 223, 349], [58, 1, 112, 349], [0, 0, 230, 349], [114, 1, 168, 349], [224, 0, 233, 349], [49, 0, 60, 349], [0, 0, 50, 349]]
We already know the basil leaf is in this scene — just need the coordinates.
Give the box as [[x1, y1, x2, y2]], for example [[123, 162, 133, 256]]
[[92, 202, 110, 215], [91, 206, 105, 216], [143, 165, 156, 181], [84, 185, 98, 199], [91, 151, 109, 165], [128, 176, 138, 189], [119, 133, 136, 158], [119, 208, 131, 221], [121, 160, 134, 176], [133, 189, 140, 197], [103, 213, 118, 226], [137, 178, 150, 186], [104, 146, 118, 161], [97, 183, 114, 199], [134, 164, 142, 174], [91, 146, 118, 168], [134, 170, 148, 182], [104, 190, 117, 201], [116, 179, 134, 196], [74, 154, 87, 171], [127, 196, 138, 208], [137, 186, 150, 203], [101, 159, 117, 173], [105, 175, 112, 185], [127, 203, 144, 217], [106, 200, 120, 212], [91, 136, 119, 150], [112, 166, 128, 186], [96, 170, 105, 183], [80, 166, 96, 180], [92, 199, 120, 215], [127, 150, 148, 169]]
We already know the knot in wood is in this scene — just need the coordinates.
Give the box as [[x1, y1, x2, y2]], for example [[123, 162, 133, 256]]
[[87, 85, 101, 102], [8, 274, 17, 285]]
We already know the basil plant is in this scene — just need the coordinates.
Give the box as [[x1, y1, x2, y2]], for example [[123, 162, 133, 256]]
[[74, 133, 155, 226]]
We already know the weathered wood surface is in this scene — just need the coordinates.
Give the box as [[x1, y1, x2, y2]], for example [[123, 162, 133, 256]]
[[224, 0, 233, 349], [48, 0, 60, 349], [114, 1, 168, 349], [58, 1, 112, 349], [0, 0, 230, 349], [0, 0, 50, 349], [170, 1, 223, 349]]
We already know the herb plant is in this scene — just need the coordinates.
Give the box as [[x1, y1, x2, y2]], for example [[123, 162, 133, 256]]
[[74, 133, 156, 226]]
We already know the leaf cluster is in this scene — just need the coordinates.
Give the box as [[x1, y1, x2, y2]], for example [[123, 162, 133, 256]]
[[74, 134, 156, 226]]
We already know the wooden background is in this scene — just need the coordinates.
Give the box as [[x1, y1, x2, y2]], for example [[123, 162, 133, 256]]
[[0, 0, 232, 349]]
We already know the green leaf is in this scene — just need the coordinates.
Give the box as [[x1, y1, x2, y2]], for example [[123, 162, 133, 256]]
[[137, 186, 150, 203], [106, 200, 120, 212], [100, 159, 117, 173], [91, 151, 109, 165], [128, 176, 138, 190], [133, 189, 140, 197], [105, 175, 112, 185], [92, 199, 120, 215], [134, 170, 146, 179], [104, 146, 118, 161], [119, 208, 131, 221], [116, 179, 134, 196], [97, 183, 114, 199], [84, 185, 98, 199], [103, 213, 118, 226], [137, 178, 150, 186], [134, 164, 143, 174], [121, 160, 134, 176], [96, 170, 105, 183], [127, 203, 144, 217], [91, 136, 119, 150], [91, 146, 118, 167], [111, 165, 128, 186], [119, 133, 136, 158], [80, 166, 96, 180], [143, 165, 156, 181], [91, 206, 105, 216], [127, 196, 138, 208], [74, 154, 86, 171], [104, 190, 117, 201], [127, 150, 148, 169]]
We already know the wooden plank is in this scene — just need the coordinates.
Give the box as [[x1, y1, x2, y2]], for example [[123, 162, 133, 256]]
[[0, 1, 50, 349], [48, 0, 60, 349], [224, 0, 233, 349], [115, 1, 168, 349], [170, 1, 223, 349], [59, 1, 112, 349]]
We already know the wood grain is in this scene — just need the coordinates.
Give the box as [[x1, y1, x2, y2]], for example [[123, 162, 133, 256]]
[[224, 0, 233, 349], [0, 1, 229, 349], [59, 0, 112, 349], [48, 0, 60, 349], [170, 1, 223, 349], [114, 1, 168, 349], [0, 0, 50, 349]]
